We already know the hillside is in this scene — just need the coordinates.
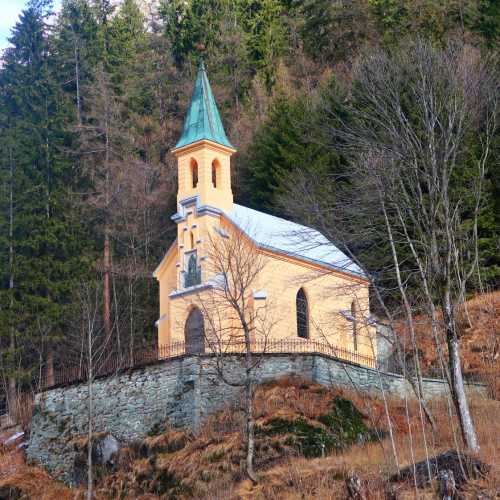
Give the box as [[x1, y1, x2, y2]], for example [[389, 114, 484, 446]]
[[1, 377, 498, 499], [395, 291, 500, 397]]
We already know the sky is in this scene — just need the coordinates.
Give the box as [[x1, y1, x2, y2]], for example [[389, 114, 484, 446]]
[[0, 0, 62, 52]]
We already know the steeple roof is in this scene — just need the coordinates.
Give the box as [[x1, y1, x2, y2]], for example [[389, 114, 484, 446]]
[[175, 60, 234, 150]]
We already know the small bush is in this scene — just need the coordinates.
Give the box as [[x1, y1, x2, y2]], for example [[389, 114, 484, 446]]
[[257, 396, 377, 458]]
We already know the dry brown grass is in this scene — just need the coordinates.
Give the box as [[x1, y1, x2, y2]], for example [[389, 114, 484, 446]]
[[395, 291, 500, 397], [96, 378, 499, 499], [0, 462, 74, 499], [255, 377, 334, 418], [238, 391, 500, 499], [1, 376, 498, 499], [0, 444, 25, 481], [254, 376, 392, 433], [142, 429, 189, 455]]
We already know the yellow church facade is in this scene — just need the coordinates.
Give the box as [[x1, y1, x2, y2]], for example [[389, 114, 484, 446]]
[[154, 62, 376, 366]]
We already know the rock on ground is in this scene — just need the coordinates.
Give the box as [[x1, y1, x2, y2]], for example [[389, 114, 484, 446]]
[[392, 450, 490, 489]]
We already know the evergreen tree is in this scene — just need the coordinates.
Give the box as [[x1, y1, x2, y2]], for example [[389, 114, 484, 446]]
[[246, 82, 347, 212], [233, 0, 290, 88], [296, 0, 370, 64], [90, 0, 116, 68], [473, 0, 500, 47], [368, 0, 409, 46], [0, 0, 90, 392], [108, 0, 147, 96], [159, 0, 224, 68], [54, 0, 101, 124]]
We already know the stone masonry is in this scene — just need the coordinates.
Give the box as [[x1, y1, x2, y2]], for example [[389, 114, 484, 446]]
[[27, 353, 487, 484]]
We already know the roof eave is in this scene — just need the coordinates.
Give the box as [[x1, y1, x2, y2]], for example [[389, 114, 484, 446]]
[[153, 238, 178, 279], [171, 139, 237, 156]]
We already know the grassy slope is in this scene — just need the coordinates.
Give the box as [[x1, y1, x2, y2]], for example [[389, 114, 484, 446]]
[[395, 291, 500, 396], [0, 376, 499, 499]]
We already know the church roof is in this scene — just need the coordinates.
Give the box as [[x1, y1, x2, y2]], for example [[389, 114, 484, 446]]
[[227, 204, 366, 278], [175, 60, 234, 150]]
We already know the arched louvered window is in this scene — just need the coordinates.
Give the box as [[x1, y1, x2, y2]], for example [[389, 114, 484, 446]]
[[191, 159, 198, 188], [351, 301, 358, 351], [296, 288, 309, 339], [212, 159, 219, 188]]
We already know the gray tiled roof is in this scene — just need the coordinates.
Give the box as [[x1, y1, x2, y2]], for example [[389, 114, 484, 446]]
[[227, 204, 366, 278]]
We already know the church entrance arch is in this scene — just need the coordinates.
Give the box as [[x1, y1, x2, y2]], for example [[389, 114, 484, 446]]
[[184, 307, 205, 354]]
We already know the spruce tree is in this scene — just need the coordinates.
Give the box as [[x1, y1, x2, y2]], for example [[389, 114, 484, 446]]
[[108, 0, 146, 96], [246, 87, 346, 213], [0, 0, 88, 392], [159, 0, 224, 68], [473, 0, 500, 47], [54, 0, 101, 124]]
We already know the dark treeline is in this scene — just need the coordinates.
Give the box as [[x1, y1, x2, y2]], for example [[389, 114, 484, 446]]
[[0, 0, 498, 408]]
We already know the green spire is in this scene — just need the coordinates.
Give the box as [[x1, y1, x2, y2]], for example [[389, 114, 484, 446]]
[[175, 60, 234, 150]]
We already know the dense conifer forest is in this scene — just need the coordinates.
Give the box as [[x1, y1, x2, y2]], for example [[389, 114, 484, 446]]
[[0, 0, 498, 405]]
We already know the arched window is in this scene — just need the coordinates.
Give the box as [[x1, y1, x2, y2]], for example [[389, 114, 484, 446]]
[[184, 307, 205, 354], [190, 231, 195, 249], [296, 288, 309, 339], [351, 301, 358, 351], [184, 253, 201, 287], [190, 159, 198, 188], [211, 159, 219, 188]]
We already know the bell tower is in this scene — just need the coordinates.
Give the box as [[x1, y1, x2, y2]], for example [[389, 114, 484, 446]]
[[172, 60, 236, 214], [170, 60, 236, 291]]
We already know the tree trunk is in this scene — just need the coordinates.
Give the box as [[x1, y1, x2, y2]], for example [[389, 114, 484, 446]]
[[103, 117, 111, 343], [447, 333, 479, 452], [242, 313, 257, 483], [87, 330, 93, 500], [7, 378, 16, 422], [442, 289, 479, 452], [245, 378, 256, 482], [7, 148, 17, 420], [46, 349, 55, 387], [103, 225, 111, 342], [129, 279, 134, 364], [74, 41, 81, 126], [382, 201, 436, 432]]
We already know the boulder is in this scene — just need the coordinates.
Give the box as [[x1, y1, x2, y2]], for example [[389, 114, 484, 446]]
[[94, 433, 120, 468], [72, 433, 121, 486], [0, 484, 23, 500], [392, 450, 489, 489]]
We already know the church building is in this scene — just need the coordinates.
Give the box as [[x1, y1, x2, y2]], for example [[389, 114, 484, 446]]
[[154, 62, 376, 365]]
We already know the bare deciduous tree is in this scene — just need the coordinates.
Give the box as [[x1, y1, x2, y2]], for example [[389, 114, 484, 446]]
[[192, 223, 276, 482], [283, 40, 498, 452], [77, 66, 130, 344], [66, 280, 111, 499]]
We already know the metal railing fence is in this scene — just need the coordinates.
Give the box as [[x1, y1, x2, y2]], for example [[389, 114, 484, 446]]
[[40, 339, 376, 391]]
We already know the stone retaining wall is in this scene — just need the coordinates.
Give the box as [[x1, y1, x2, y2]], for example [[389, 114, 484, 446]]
[[27, 353, 487, 484]]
